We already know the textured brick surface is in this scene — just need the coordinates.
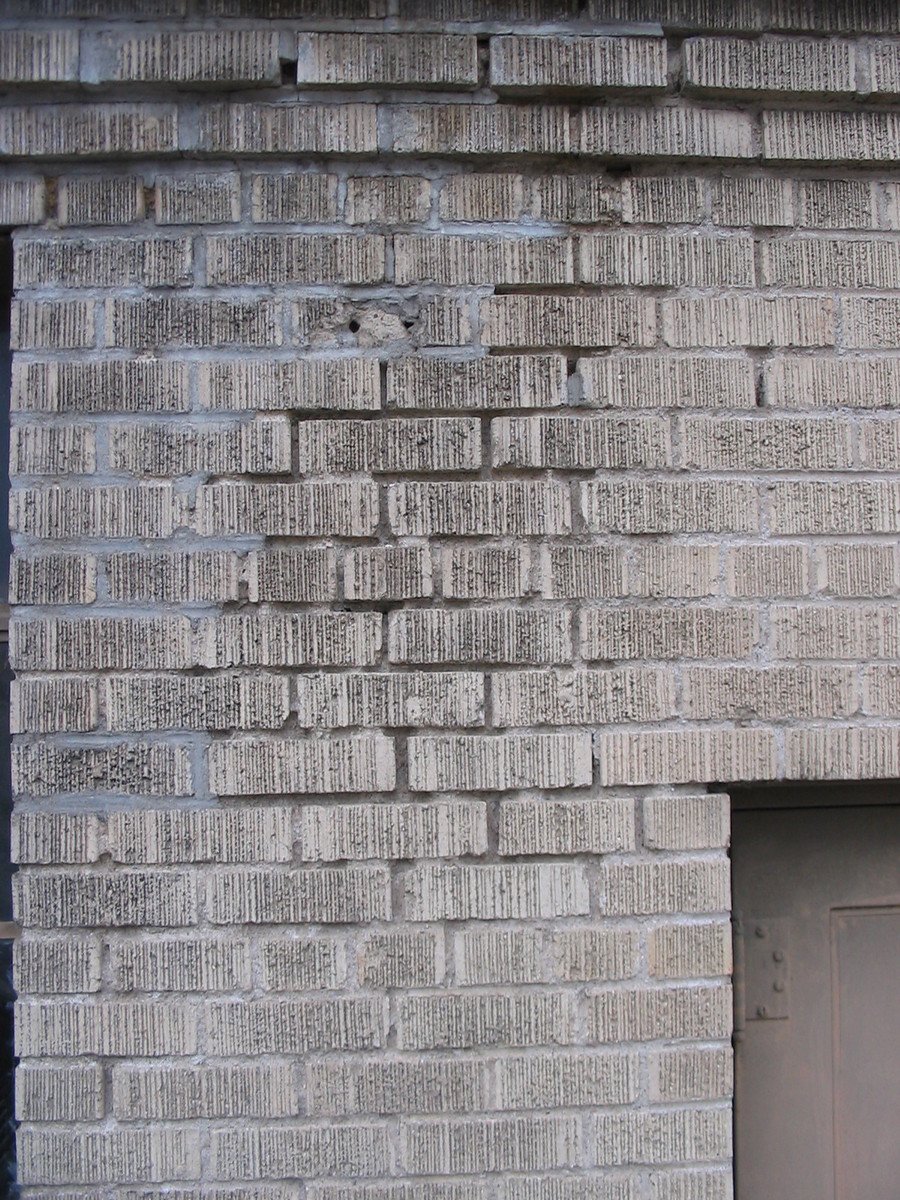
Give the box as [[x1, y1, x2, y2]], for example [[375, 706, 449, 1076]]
[[6, 7, 900, 1196]]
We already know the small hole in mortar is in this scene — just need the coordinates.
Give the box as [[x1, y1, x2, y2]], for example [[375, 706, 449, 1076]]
[[348, 319, 361, 333]]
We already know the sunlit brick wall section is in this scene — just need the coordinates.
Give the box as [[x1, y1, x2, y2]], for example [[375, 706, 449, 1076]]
[[4, 1, 900, 1195]]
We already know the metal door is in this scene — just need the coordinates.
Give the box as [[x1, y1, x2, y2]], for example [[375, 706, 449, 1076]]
[[731, 787, 900, 1200]]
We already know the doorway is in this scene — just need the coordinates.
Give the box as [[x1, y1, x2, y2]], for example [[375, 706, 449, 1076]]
[[731, 784, 900, 1200]]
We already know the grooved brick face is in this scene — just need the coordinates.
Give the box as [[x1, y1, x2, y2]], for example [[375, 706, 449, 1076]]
[[6, 4, 900, 1194]]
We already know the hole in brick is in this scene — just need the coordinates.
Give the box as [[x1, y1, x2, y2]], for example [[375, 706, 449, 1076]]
[[279, 60, 297, 86], [348, 319, 361, 333]]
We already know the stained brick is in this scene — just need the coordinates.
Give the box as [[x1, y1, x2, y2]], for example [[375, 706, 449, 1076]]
[[297, 33, 477, 88], [490, 35, 667, 93], [209, 736, 396, 796], [196, 480, 379, 536], [683, 36, 856, 95], [388, 355, 567, 410], [390, 481, 570, 536], [296, 672, 483, 728], [200, 357, 380, 412], [85, 30, 281, 85]]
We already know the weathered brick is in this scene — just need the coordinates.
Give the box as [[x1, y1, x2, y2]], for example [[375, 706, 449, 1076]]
[[300, 800, 487, 861], [18, 1129, 199, 1186], [0, 30, 78, 83], [206, 232, 385, 285], [113, 1062, 295, 1120], [85, 30, 280, 85], [580, 231, 754, 286], [683, 665, 856, 720], [106, 296, 283, 349], [403, 1114, 580, 1175], [650, 1047, 733, 1103], [502, 1176, 636, 1200], [761, 237, 900, 289], [540, 545, 628, 599], [649, 921, 733, 979], [491, 35, 666, 92], [209, 866, 391, 925], [198, 612, 382, 668], [577, 105, 754, 158], [769, 481, 900, 534], [107, 550, 240, 604], [209, 736, 396, 796], [200, 357, 380, 412], [9, 553, 95, 605], [14, 936, 101, 994], [643, 794, 730, 850], [211, 1124, 390, 1180], [398, 990, 574, 1049], [390, 481, 570, 536], [582, 480, 758, 533], [593, 1110, 730, 1167], [581, 606, 758, 661], [785, 726, 900, 779], [579, 354, 755, 408], [262, 936, 345, 991], [11, 423, 96, 476], [250, 547, 338, 602], [405, 863, 588, 920], [712, 175, 794, 226], [155, 173, 241, 224], [481, 295, 655, 348], [415, 296, 471, 346], [726, 544, 809, 598], [441, 545, 529, 600], [388, 355, 566, 410], [12, 812, 100, 864], [631, 545, 720, 600], [15, 869, 197, 928], [57, 175, 144, 225], [13, 742, 192, 799], [681, 415, 852, 470], [196, 480, 378, 536], [299, 416, 480, 473], [298, 32, 477, 87], [624, 175, 705, 223], [588, 984, 732, 1042], [600, 860, 730, 915], [250, 172, 339, 223], [0, 104, 178, 158], [16, 999, 198, 1056], [554, 928, 639, 983], [16, 234, 191, 288], [11, 615, 181, 672], [110, 937, 251, 992], [684, 36, 856, 95], [16, 1063, 104, 1122], [11, 676, 98, 734], [107, 807, 292, 863], [11, 483, 186, 539], [346, 175, 429, 225], [408, 732, 592, 792], [0, 176, 45, 224], [359, 930, 443, 989], [649, 1173, 731, 1200], [843, 298, 900, 347], [391, 104, 571, 156], [308, 1055, 483, 1117], [821, 544, 896, 598], [11, 300, 95, 350], [396, 233, 574, 285], [207, 996, 388, 1053], [12, 359, 189, 414], [498, 1051, 638, 1110], [772, 604, 900, 659], [296, 672, 483, 729], [455, 928, 544, 986], [110, 416, 291, 476], [798, 179, 879, 228], [662, 296, 835, 347], [595, 729, 776, 786], [440, 174, 526, 222], [494, 415, 670, 469], [859, 418, 900, 469], [762, 109, 900, 164], [863, 666, 900, 715], [199, 103, 377, 153], [499, 797, 635, 855], [493, 668, 675, 726]]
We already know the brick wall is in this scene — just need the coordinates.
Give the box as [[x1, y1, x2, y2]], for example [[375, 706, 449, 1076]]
[[4, 1, 900, 1195]]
